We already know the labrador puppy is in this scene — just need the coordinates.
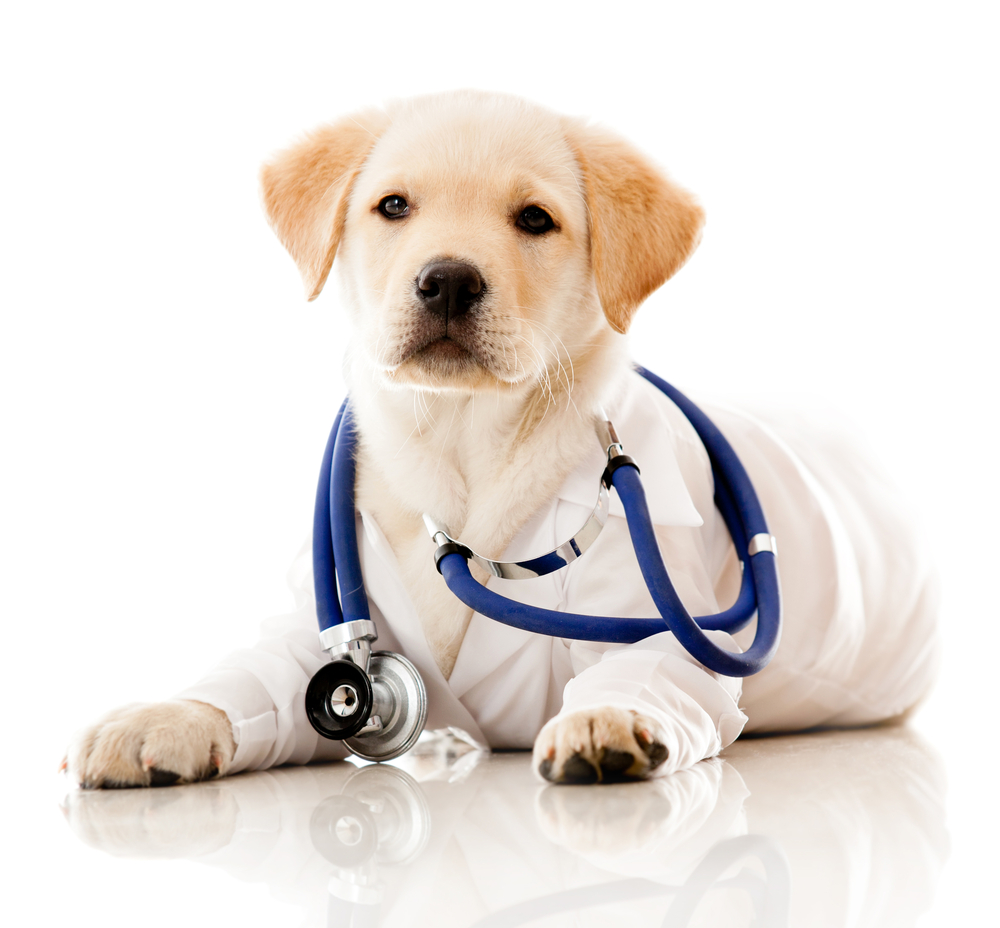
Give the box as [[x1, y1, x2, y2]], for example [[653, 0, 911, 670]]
[[66, 91, 938, 788]]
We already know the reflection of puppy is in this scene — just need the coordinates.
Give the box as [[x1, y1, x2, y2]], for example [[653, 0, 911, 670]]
[[67, 91, 938, 789], [536, 758, 743, 859], [63, 731, 948, 926]]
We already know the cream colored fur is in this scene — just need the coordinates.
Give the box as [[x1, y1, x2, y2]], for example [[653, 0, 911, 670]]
[[67, 91, 703, 787], [66, 701, 234, 789]]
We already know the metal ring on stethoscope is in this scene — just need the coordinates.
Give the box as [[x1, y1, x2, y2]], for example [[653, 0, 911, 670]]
[[423, 480, 611, 580], [420, 412, 643, 581]]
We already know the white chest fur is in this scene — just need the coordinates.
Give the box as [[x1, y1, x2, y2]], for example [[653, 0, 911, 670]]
[[350, 347, 625, 677]]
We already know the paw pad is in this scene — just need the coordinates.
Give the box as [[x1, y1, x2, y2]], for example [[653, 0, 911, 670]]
[[559, 754, 599, 784], [534, 708, 670, 785]]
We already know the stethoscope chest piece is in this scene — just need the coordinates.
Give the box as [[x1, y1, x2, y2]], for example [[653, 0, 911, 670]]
[[345, 652, 427, 762], [305, 619, 428, 762], [312, 765, 431, 916]]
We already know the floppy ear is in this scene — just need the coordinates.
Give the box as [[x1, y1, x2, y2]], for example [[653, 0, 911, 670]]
[[564, 120, 705, 333], [260, 110, 389, 300]]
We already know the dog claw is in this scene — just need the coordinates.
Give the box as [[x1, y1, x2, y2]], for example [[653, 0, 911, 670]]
[[148, 767, 181, 787]]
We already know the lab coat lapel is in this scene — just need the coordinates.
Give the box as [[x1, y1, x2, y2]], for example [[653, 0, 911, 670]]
[[358, 510, 489, 747], [447, 612, 541, 700], [448, 494, 568, 700]]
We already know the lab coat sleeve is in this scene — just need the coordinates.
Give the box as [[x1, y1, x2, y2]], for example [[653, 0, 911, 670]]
[[553, 631, 748, 776], [173, 589, 351, 775]]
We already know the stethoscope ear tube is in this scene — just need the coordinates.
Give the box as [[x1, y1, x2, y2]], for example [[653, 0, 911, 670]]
[[613, 465, 780, 676], [697, 464, 757, 634], [630, 366, 782, 672], [436, 479, 780, 676], [433, 372, 782, 677]]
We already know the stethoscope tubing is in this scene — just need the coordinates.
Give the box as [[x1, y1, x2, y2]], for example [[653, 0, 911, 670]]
[[314, 400, 374, 631], [313, 400, 345, 631], [314, 405, 757, 639], [312, 371, 781, 676], [435, 463, 779, 674], [614, 464, 780, 675], [331, 400, 371, 626]]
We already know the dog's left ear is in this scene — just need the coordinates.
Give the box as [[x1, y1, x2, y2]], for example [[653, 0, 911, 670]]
[[564, 120, 705, 334], [260, 109, 389, 301]]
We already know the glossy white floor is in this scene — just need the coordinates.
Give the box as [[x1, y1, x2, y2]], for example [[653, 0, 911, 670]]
[[24, 696, 992, 927]]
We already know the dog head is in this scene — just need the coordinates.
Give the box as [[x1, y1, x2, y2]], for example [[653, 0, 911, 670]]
[[261, 91, 703, 394]]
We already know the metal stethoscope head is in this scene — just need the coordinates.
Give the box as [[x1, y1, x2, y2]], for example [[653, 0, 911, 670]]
[[305, 623, 428, 762]]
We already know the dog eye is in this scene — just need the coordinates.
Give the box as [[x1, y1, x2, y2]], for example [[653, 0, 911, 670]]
[[516, 206, 555, 235], [378, 195, 409, 219]]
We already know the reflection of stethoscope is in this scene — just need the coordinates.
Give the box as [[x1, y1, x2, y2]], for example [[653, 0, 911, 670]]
[[311, 765, 790, 927], [469, 834, 791, 928], [311, 765, 430, 910], [304, 366, 782, 760]]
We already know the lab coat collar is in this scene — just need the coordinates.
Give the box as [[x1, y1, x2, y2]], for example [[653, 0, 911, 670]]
[[556, 370, 704, 528]]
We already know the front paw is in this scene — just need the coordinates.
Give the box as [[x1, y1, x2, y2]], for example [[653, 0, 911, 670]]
[[65, 700, 236, 789], [532, 707, 668, 784]]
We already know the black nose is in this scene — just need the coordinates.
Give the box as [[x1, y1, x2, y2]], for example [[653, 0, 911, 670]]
[[416, 261, 484, 321]]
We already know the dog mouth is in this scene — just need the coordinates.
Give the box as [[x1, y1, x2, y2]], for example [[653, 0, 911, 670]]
[[389, 318, 498, 376], [378, 301, 528, 387], [398, 332, 486, 381], [411, 336, 473, 363]]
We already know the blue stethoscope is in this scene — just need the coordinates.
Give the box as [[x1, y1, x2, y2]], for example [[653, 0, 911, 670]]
[[304, 366, 781, 760]]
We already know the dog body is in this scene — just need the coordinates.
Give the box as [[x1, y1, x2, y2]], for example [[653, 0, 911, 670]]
[[67, 92, 939, 788]]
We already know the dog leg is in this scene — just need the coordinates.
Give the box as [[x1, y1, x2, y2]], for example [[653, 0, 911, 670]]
[[65, 700, 235, 789], [532, 707, 669, 784]]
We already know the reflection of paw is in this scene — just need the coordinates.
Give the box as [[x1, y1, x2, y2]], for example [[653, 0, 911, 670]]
[[536, 778, 676, 853], [65, 700, 236, 789], [63, 779, 239, 857], [532, 707, 668, 784]]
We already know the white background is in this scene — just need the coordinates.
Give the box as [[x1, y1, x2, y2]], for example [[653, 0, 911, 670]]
[[2, 1, 997, 924]]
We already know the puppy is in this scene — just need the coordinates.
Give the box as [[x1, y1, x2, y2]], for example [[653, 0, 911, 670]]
[[67, 91, 939, 788]]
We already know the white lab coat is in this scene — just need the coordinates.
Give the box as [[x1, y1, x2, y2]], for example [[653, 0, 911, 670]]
[[177, 371, 940, 776]]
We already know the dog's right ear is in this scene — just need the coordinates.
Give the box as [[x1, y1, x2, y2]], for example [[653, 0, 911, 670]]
[[260, 110, 389, 301]]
